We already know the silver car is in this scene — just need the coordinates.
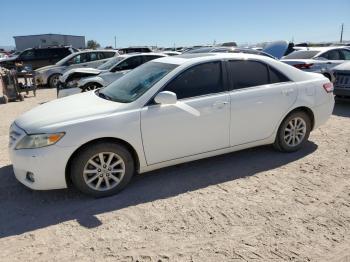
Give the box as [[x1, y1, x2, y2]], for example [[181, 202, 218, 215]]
[[57, 53, 167, 98], [35, 50, 119, 88], [281, 47, 350, 81]]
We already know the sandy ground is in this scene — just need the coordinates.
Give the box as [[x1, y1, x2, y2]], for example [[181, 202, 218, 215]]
[[0, 86, 349, 262]]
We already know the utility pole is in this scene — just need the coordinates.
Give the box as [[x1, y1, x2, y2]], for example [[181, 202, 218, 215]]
[[340, 23, 344, 43], [114, 36, 117, 49]]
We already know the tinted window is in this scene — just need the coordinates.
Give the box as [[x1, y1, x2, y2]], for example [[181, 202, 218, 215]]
[[228, 60, 269, 89], [103, 52, 115, 58], [19, 50, 35, 60], [34, 49, 51, 59], [143, 55, 163, 62], [113, 56, 143, 71], [320, 50, 341, 60], [269, 66, 290, 83], [340, 49, 350, 60], [68, 53, 89, 64], [283, 50, 319, 59], [89, 52, 98, 61], [163, 61, 223, 99]]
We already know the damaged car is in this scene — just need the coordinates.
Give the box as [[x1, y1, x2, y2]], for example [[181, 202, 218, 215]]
[[57, 53, 167, 98], [35, 50, 119, 88]]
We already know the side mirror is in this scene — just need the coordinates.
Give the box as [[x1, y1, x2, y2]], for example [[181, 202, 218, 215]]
[[154, 91, 177, 105]]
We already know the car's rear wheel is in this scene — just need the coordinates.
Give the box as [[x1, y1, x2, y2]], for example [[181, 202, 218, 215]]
[[48, 74, 61, 89], [274, 111, 311, 152], [70, 142, 134, 197]]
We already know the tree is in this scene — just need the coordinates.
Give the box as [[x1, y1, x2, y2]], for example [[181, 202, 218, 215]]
[[86, 40, 101, 49]]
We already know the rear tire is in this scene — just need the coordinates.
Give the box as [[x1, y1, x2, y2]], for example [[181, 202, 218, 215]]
[[274, 111, 311, 152], [70, 142, 134, 197]]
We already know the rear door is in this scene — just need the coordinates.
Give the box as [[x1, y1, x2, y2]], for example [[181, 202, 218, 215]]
[[227, 60, 297, 146], [319, 49, 347, 70]]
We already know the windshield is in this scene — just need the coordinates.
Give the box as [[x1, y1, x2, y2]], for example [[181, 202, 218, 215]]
[[55, 52, 77, 66], [99, 62, 178, 103], [97, 56, 125, 70], [283, 50, 320, 59]]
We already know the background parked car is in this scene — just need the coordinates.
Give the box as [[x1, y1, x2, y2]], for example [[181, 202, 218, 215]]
[[281, 46, 350, 80], [57, 53, 167, 98], [332, 61, 350, 98], [35, 50, 119, 88], [0, 46, 77, 70], [118, 46, 152, 54]]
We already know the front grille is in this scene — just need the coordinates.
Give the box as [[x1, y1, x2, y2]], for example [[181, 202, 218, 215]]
[[334, 72, 350, 88], [9, 123, 25, 148]]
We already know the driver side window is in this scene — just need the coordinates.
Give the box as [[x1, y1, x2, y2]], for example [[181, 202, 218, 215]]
[[163, 61, 224, 100], [113, 56, 143, 71], [19, 50, 35, 60]]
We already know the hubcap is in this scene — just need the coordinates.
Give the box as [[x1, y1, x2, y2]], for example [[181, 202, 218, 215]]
[[83, 152, 125, 191], [284, 117, 306, 147]]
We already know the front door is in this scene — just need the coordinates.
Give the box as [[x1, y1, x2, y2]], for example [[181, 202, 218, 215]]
[[141, 61, 230, 165]]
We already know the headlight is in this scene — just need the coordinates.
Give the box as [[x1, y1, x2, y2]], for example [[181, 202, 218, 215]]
[[15, 133, 65, 149]]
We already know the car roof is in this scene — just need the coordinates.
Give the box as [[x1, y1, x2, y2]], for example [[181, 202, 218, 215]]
[[118, 52, 167, 58], [154, 52, 275, 66], [304, 46, 350, 52]]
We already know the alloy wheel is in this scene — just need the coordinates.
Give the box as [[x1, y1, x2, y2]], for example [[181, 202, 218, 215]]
[[283, 117, 306, 147], [83, 152, 125, 191]]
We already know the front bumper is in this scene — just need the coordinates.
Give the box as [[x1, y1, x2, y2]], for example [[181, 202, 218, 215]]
[[9, 145, 76, 190]]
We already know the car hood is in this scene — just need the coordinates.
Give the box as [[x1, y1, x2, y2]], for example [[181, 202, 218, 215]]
[[36, 64, 62, 73], [262, 40, 289, 59], [332, 61, 350, 71], [60, 68, 104, 82], [15, 91, 124, 133]]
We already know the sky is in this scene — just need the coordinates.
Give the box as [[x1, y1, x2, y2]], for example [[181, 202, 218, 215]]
[[0, 0, 349, 48]]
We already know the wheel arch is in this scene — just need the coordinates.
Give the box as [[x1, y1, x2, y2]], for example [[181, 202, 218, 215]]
[[65, 137, 140, 187], [281, 106, 315, 131]]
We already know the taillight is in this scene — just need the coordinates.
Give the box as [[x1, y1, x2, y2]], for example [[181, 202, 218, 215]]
[[293, 63, 314, 69], [323, 82, 334, 93]]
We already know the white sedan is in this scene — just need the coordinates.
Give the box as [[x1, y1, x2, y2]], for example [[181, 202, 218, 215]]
[[9, 53, 334, 197]]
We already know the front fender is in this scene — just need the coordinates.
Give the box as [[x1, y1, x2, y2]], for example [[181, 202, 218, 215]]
[[77, 76, 104, 88]]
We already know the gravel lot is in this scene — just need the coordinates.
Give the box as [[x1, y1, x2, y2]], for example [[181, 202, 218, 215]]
[[0, 86, 349, 262]]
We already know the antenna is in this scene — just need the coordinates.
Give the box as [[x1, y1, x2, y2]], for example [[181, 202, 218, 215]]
[[340, 23, 344, 43]]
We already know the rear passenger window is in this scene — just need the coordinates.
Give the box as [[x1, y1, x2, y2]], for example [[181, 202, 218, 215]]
[[269, 66, 290, 83], [143, 55, 163, 62], [103, 52, 115, 58], [228, 60, 269, 89], [163, 61, 223, 99]]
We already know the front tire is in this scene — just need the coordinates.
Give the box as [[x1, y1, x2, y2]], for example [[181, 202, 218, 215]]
[[48, 74, 61, 89], [81, 82, 102, 92], [70, 142, 134, 197], [274, 111, 311, 152]]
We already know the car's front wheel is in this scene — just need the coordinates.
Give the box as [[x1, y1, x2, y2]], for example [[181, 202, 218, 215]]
[[70, 142, 134, 197], [48, 74, 61, 89], [274, 111, 311, 152]]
